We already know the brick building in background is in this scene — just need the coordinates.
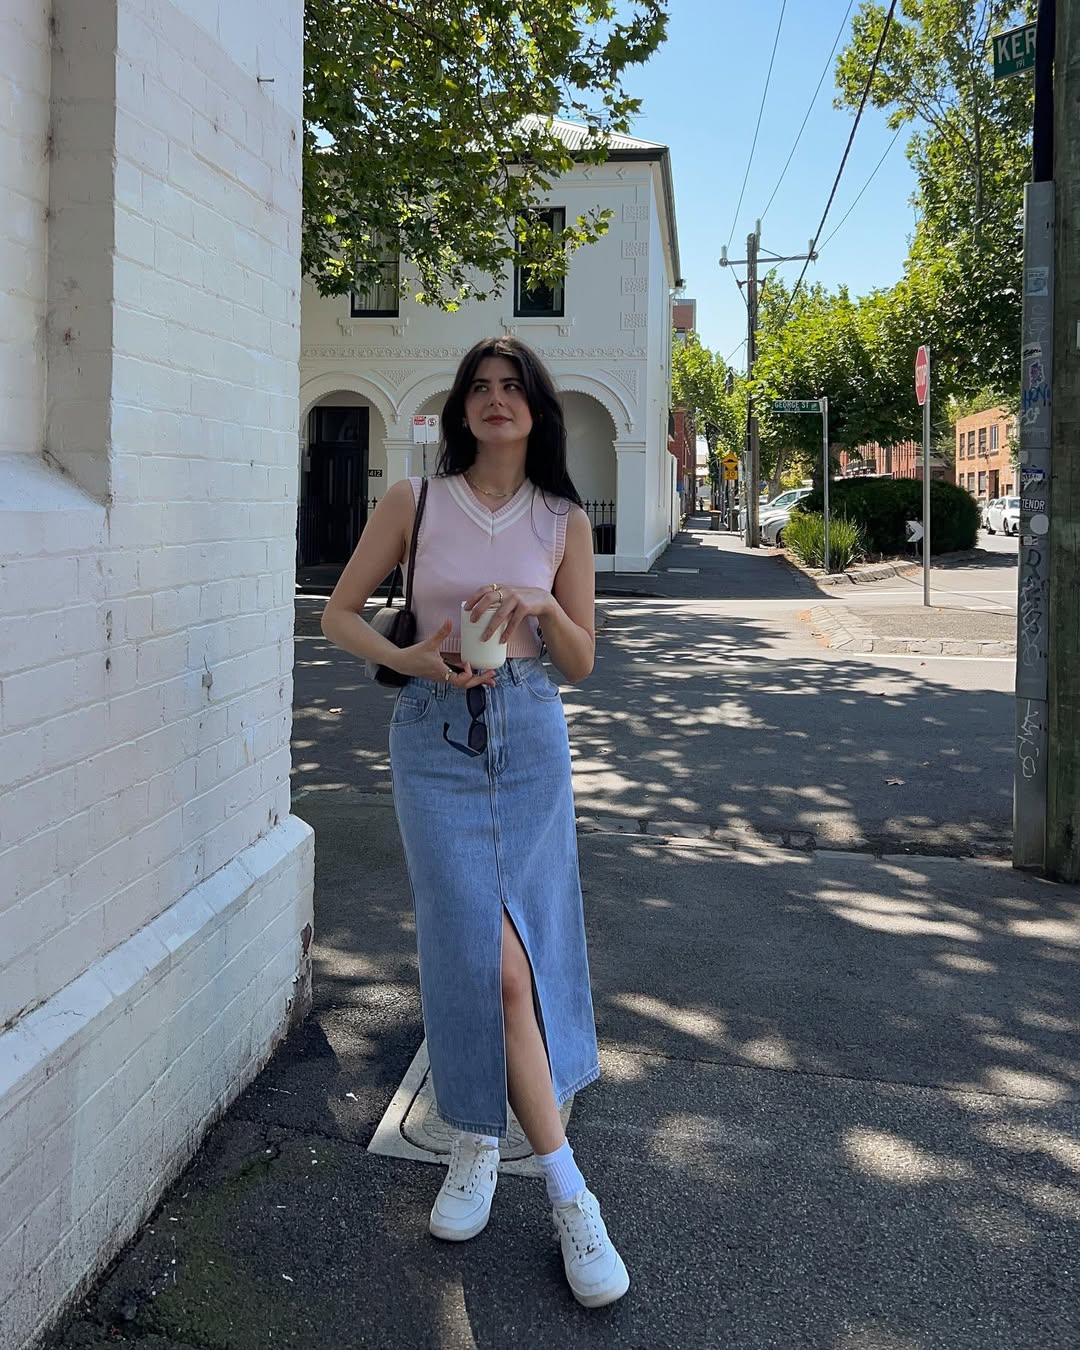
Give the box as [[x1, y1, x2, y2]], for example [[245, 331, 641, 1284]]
[[839, 439, 949, 481], [669, 297, 697, 511], [952, 406, 1015, 501]]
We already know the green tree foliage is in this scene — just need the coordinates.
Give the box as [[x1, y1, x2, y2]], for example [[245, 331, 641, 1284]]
[[752, 279, 924, 474], [304, 0, 668, 306], [835, 0, 1035, 399], [671, 333, 744, 491]]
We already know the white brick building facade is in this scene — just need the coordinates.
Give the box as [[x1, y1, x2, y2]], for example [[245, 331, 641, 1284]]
[[0, 3, 313, 1345], [299, 119, 683, 574]]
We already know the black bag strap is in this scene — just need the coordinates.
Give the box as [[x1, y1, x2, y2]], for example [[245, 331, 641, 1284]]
[[404, 477, 428, 610], [386, 477, 428, 608]]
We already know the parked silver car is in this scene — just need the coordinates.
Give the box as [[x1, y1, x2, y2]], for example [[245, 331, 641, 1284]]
[[738, 487, 812, 537], [759, 488, 813, 546]]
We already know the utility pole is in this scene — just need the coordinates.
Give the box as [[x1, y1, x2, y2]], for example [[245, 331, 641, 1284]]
[[720, 228, 818, 549], [745, 228, 760, 547], [1048, 0, 1080, 881], [1010, 0, 1054, 872]]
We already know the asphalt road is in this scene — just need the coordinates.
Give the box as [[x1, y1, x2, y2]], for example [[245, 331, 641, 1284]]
[[292, 527, 1016, 854], [839, 532, 1018, 619]]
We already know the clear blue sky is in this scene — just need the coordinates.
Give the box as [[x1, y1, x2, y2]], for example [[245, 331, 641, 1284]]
[[619, 0, 919, 370]]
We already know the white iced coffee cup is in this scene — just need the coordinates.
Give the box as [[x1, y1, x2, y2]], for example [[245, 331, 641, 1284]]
[[460, 601, 508, 670]]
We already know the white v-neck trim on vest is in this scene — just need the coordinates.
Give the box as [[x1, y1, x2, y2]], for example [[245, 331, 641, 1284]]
[[447, 476, 535, 537]]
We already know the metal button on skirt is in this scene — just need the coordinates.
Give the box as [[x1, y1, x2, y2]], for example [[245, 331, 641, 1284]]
[[389, 658, 600, 1137]]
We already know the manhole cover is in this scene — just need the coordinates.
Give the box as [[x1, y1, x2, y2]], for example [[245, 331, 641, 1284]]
[[369, 1042, 573, 1177]]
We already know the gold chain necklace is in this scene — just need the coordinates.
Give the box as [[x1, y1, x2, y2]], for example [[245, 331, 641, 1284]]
[[465, 472, 525, 500]]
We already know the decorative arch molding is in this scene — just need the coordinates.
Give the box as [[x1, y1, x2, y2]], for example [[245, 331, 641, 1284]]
[[554, 373, 633, 437], [299, 372, 397, 434], [394, 370, 456, 431]]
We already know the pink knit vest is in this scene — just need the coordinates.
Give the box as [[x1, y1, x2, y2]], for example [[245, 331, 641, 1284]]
[[407, 476, 570, 659]]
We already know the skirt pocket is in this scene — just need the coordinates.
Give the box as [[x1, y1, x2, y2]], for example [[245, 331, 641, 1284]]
[[521, 664, 561, 702], [391, 687, 435, 727]]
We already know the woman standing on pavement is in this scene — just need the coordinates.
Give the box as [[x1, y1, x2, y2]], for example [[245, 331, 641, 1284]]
[[320, 336, 629, 1309]]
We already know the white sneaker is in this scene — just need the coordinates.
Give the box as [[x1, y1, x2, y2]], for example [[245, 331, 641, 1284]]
[[429, 1134, 499, 1241], [552, 1188, 630, 1308]]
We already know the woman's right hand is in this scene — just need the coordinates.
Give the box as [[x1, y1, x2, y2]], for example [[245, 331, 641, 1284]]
[[395, 622, 496, 689]]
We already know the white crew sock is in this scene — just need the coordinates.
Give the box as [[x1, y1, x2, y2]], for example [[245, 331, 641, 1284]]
[[536, 1139, 586, 1206], [470, 1133, 500, 1151]]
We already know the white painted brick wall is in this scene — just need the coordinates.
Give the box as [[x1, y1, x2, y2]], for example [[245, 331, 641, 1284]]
[[0, 2, 50, 458], [0, 1, 310, 1345]]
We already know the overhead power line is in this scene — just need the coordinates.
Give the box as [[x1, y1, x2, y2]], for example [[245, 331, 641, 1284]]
[[760, 0, 855, 224], [725, 0, 788, 250], [773, 0, 898, 328], [819, 127, 903, 251]]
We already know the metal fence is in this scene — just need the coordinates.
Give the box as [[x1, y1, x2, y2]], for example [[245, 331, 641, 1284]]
[[583, 499, 616, 555], [296, 495, 380, 568]]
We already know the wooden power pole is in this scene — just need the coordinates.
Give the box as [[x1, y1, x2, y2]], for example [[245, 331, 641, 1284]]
[[745, 228, 761, 547], [719, 226, 816, 549], [1048, 0, 1080, 880]]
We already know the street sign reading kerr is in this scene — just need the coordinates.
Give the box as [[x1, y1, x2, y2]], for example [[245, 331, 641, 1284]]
[[992, 22, 1036, 80]]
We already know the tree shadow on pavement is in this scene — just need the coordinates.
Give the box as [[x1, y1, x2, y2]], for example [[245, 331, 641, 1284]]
[[565, 834, 1080, 1349], [292, 596, 1015, 854]]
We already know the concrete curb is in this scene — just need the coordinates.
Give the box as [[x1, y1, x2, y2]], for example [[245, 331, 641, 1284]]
[[803, 603, 1017, 658], [781, 545, 1009, 590], [782, 552, 923, 588]]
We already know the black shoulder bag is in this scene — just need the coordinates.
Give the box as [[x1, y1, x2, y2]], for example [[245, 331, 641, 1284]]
[[364, 478, 429, 687]]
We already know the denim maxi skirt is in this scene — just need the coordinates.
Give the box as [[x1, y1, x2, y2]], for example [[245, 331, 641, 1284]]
[[389, 657, 600, 1137]]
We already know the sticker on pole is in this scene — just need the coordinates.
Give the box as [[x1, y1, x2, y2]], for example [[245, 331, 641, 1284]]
[[914, 346, 929, 407]]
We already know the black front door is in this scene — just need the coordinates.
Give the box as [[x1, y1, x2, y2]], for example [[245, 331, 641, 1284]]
[[300, 406, 371, 565]]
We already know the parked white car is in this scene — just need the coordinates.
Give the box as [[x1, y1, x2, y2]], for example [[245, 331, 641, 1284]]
[[744, 487, 812, 539], [986, 496, 1020, 535], [758, 488, 813, 547]]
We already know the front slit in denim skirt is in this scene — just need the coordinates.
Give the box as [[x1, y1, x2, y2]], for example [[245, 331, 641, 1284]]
[[389, 657, 600, 1137]]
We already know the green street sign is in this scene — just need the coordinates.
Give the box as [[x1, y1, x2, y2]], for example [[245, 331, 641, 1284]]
[[993, 22, 1036, 80], [770, 399, 821, 413]]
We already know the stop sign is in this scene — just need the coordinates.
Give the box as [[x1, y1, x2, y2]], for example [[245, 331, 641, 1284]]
[[915, 345, 930, 406]]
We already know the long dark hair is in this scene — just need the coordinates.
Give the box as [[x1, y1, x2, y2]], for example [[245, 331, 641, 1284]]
[[436, 337, 582, 507]]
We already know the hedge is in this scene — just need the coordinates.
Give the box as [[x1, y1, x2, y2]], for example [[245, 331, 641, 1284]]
[[799, 477, 978, 556]]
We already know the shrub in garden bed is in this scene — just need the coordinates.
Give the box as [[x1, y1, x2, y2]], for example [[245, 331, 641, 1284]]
[[800, 477, 978, 556], [783, 511, 862, 572]]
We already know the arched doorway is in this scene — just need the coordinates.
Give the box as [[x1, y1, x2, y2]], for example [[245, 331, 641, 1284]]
[[562, 392, 618, 557], [298, 391, 389, 568]]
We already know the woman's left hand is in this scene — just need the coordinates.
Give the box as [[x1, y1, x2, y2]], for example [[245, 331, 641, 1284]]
[[464, 584, 555, 642]]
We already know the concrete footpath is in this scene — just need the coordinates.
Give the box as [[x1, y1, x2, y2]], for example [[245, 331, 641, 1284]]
[[806, 603, 1017, 658], [48, 527, 1079, 1350]]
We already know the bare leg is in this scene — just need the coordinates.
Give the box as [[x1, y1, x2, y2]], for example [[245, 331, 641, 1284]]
[[501, 912, 565, 1155]]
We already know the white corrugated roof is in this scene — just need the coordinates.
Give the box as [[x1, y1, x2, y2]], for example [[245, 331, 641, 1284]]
[[517, 113, 667, 153]]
